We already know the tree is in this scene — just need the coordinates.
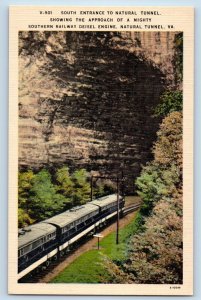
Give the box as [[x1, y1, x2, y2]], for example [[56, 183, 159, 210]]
[[55, 166, 74, 208], [153, 111, 182, 171], [122, 193, 183, 284], [18, 170, 35, 227], [29, 169, 66, 221], [136, 163, 180, 216], [173, 32, 183, 84], [71, 169, 91, 206], [106, 111, 183, 284], [93, 178, 116, 198], [18, 208, 34, 228], [154, 90, 182, 117], [135, 111, 182, 217]]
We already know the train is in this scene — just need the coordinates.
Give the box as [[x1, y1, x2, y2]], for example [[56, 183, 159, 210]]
[[18, 193, 124, 280]]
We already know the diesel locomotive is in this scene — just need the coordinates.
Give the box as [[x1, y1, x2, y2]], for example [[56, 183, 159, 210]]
[[18, 194, 124, 280]]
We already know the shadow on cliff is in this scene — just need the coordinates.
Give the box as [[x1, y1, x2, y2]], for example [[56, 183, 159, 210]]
[[20, 32, 166, 192], [43, 33, 165, 189]]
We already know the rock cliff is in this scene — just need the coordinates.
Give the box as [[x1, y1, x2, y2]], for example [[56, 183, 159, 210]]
[[18, 31, 178, 192]]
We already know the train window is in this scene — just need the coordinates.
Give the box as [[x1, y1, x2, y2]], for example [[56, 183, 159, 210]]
[[32, 239, 41, 249], [69, 222, 74, 228], [23, 244, 32, 254]]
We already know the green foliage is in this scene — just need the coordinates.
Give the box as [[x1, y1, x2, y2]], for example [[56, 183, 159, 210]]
[[153, 111, 183, 170], [135, 111, 182, 217], [55, 166, 73, 197], [18, 208, 34, 228], [106, 111, 183, 284], [52, 250, 111, 283], [154, 90, 182, 117], [130, 111, 183, 283], [18, 170, 35, 227], [173, 32, 183, 83], [55, 166, 74, 209], [18, 166, 113, 227], [71, 169, 91, 205], [136, 163, 180, 216], [93, 179, 116, 198], [121, 193, 183, 284], [29, 170, 66, 221], [18, 170, 35, 208]]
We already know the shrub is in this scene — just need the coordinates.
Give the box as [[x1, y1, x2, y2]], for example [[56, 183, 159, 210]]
[[29, 169, 66, 221], [154, 90, 182, 117], [123, 194, 183, 284], [106, 111, 183, 283], [153, 111, 182, 171], [136, 163, 180, 216], [18, 208, 34, 228]]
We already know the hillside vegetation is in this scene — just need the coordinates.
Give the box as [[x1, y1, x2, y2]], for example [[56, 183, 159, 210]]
[[105, 109, 183, 284], [18, 167, 115, 227], [103, 32, 183, 285]]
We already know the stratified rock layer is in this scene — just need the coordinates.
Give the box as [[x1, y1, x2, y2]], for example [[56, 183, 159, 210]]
[[19, 31, 177, 191]]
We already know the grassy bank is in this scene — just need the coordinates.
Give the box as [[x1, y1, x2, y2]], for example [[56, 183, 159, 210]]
[[51, 207, 140, 283]]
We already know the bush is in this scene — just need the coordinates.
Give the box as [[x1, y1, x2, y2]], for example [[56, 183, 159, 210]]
[[136, 163, 180, 216], [153, 111, 182, 171], [154, 90, 182, 117], [18, 208, 34, 228], [106, 111, 183, 283], [123, 193, 183, 284], [29, 169, 66, 220], [71, 169, 91, 205]]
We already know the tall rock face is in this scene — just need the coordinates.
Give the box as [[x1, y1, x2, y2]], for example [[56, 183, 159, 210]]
[[19, 31, 177, 192], [123, 32, 176, 83]]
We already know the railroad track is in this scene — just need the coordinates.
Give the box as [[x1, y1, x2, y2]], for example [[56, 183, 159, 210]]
[[122, 202, 141, 215]]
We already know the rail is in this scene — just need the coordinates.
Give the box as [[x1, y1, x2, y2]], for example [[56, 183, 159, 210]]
[[122, 202, 141, 215]]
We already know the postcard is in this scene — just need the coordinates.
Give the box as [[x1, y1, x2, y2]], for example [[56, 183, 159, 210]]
[[9, 6, 194, 295]]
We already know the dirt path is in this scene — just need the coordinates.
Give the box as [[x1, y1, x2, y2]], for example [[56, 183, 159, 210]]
[[38, 211, 138, 283]]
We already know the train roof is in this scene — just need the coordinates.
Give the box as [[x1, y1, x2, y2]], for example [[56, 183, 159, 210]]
[[18, 194, 121, 247], [18, 222, 56, 249], [91, 193, 119, 207], [43, 203, 98, 228]]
